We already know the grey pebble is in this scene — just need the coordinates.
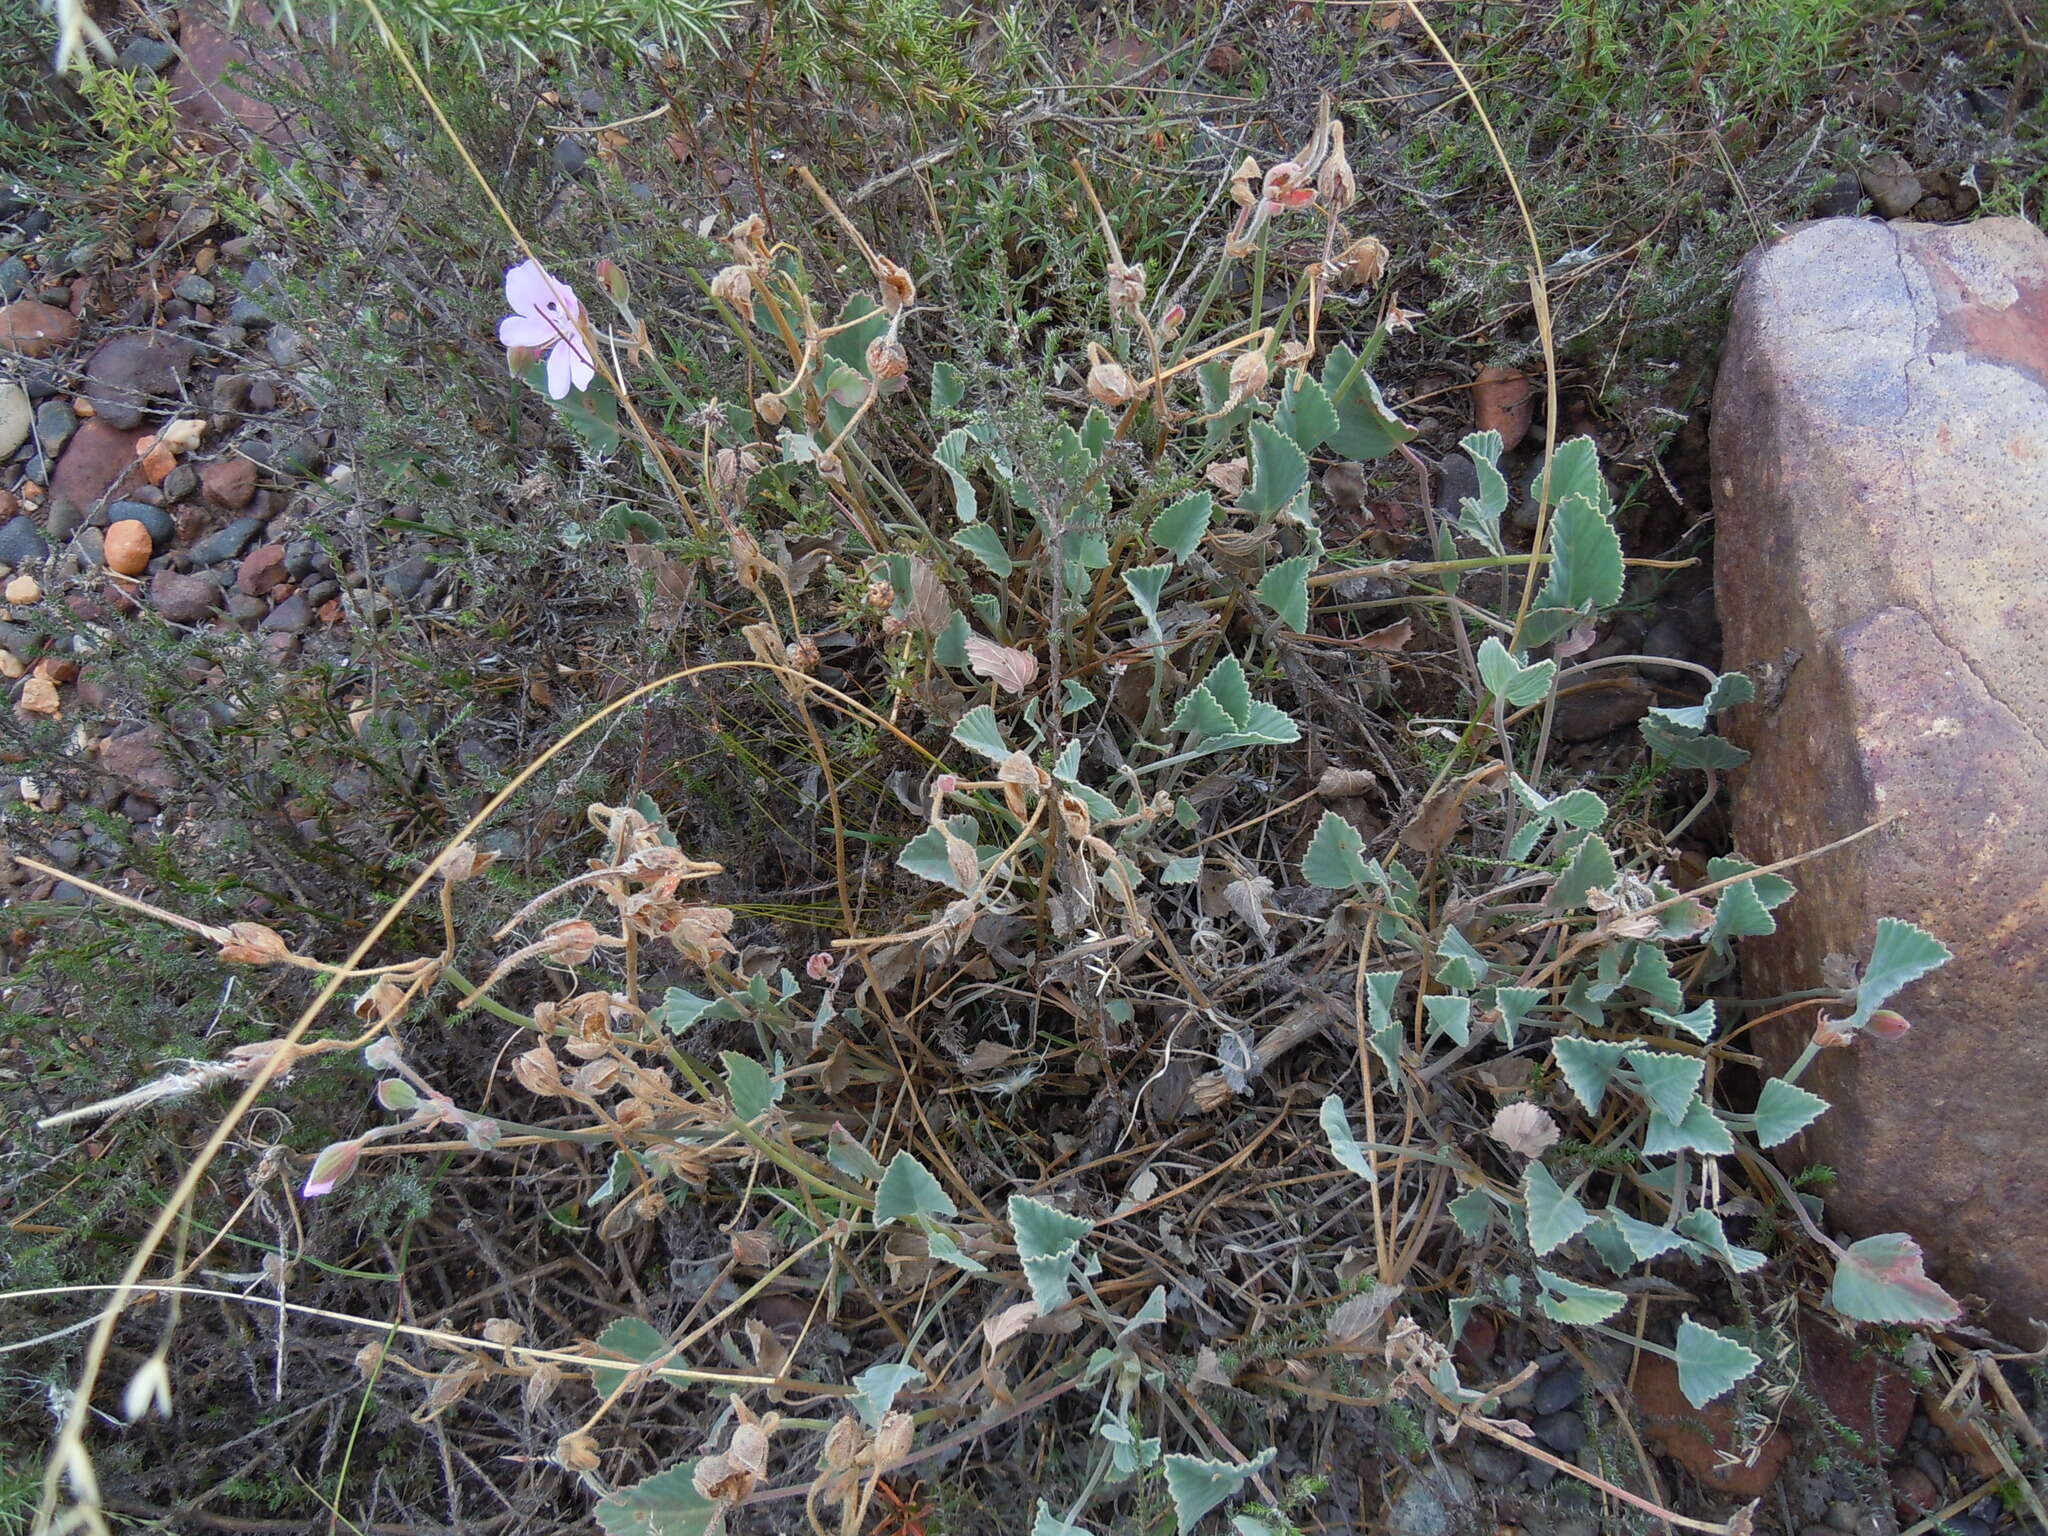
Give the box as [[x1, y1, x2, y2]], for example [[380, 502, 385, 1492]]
[[0, 515, 49, 567], [1532, 1409, 1587, 1454], [1828, 1502, 1865, 1533], [1465, 1441, 1522, 1485], [260, 593, 312, 632], [162, 463, 199, 502], [117, 36, 178, 72], [225, 590, 268, 627], [1532, 1367, 1583, 1416], [0, 255, 28, 299], [267, 326, 306, 366], [173, 274, 216, 305], [188, 515, 264, 564], [35, 399, 75, 454]]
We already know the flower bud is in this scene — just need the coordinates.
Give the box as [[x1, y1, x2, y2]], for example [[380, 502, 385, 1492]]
[[595, 257, 628, 305], [1866, 1009, 1913, 1040], [301, 1136, 365, 1198], [376, 1078, 421, 1112], [806, 951, 837, 981], [711, 264, 754, 308]]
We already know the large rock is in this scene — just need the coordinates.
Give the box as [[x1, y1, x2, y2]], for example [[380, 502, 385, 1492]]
[[1713, 217, 2048, 1339]]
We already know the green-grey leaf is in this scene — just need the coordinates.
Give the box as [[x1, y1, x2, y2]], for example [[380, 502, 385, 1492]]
[[720, 1051, 780, 1121], [951, 705, 1012, 763], [954, 523, 1014, 577], [1647, 999, 1718, 1043], [1628, 1048, 1705, 1123], [1152, 490, 1214, 561], [1676, 1209, 1767, 1273], [875, 1151, 956, 1226], [1535, 1268, 1627, 1325], [1449, 1188, 1494, 1239], [1494, 986, 1543, 1047], [1424, 994, 1472, 1046], [1162, 855, 1203, 885], [1643, 1099, 1735, 1158], [1530, 435, 1609, 512], [590, 1316, 669, 1398], [827, 1124, 886, 1182], [1275, 373, 1339, 454], [1829, 1232, 1960, 1325], [656, 988, 715, 1033], [1549, 834, 1617, 911], [1533, 491, 1624, 615], [1552, 1035, 1630, 1114], [931, 361, 964, 413], [897, 815, 982, 892], [1844, 918, 1951, 1030], [1452, 429, 1509, 554], [1243, 419, 1311, 517], [1302, 809, 1372, 890], [1163, 1448, 1276, 1536], [1674, 1317, 1762, 1407], [1320, 1094, 1375, 1181], [1032, 1501, 1094, 1536], [1256, 553, 1313, 631], [1477, 637, 1556, 707], [1125, 562, 1173, 632], [595, 1461, 722, 1536], [1435, 926, 1491, 989], [850, 1361, 923, 1429], [1323, 344, 1415, 461], [923, 1226, 987, 1273], [1010, 1194, 1093, 1262], [1751, 1076, 1829, 1148], [1523, 1160, 1592, 1256], [934, 426, 979, 523], [1605, 1208, 1693, 1262]]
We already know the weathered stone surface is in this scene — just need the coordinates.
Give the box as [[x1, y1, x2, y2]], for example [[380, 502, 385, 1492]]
[[48, 420, 149, 524], [1713, 216, 2048, 1339], [0, 300, 79, 357], [84, 333, 197, 429], [1635, 1352, 1793, 1498]]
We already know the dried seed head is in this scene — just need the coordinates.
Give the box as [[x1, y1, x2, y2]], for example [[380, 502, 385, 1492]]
[[437, 841, 497, 883], [1277, 339, 1313, 371], [1085, 351, 1136, 409], [353, 979, 407, 1026], [512, 1048, 569, 1105], [710, 263, 754, 308], [874, 256, 916, 314], [1106, 259, 1146, 321], [788, 635, 820, 673], [216, 921, 292, 966], [481, 1317, 524, 1347], [816, 449, 845, 483], [872, 1410, 914, 1472], [556, 1431, 601, 1472], [524, 1362, 561, 1410], [1317, 120, 1357, 210], [1229, 155, 1261, 208], [725, 214, 766, 258], [866, 336, 909, 381], [753, 390, 788, 426], [865, 577, 895, 612], [1227, 348, 1272, 405], [1331, 235, 1390, 289], [538, 917, 602, 965], [819, 1415, 865, 1473]]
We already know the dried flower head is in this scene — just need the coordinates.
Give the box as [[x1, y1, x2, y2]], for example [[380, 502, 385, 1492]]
[[556, 1431, 601, 1472], [725, 214, 766, 258], [710, 263, 754, 308], [1106, 259, 1146, 321], [216, 921, 292, 966], [1229, 155, 1262, 208], [1332, 235, 1390, 289], [874, 256, 916, 314], [1488, 1101, 1560, 1159], [1085, 348, 1136, 409], [1317, 120, 1357, 210], [437, 841, 498, 883], [753, 390, 788, 426], [1227, 348, 1272, 407], [866, 336, 909, 381]]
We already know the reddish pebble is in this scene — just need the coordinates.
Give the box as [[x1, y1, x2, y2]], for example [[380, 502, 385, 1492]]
[[237, 543, 287, 596], [201, 455, 257, 509], [0, 300, 80, 357]]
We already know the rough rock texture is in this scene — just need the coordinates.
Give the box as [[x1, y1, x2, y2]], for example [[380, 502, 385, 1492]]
[[1713, 216, 2048, 1340]]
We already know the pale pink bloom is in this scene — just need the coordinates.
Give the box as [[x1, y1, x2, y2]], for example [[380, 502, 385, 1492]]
[[498, 258, 596, 399]]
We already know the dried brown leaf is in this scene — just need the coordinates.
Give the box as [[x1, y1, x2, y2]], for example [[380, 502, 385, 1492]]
[[964, 634, 1038, 694]]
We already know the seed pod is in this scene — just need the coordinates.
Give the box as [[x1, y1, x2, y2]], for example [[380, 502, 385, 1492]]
[[513, 1044, 566, 1098], [753, 390, 788, 426], [866, 336, 909, 381], [556, 1431, 601, 1472], [216, 921, 292, 966], [1227, 348, 1271, 406], [437, 841, 497, 883], [1229, 155, 1261, 208], [874, 256, 916, 314], [1317, 121, 1357, 210], [1332, 235, 1390, 289], [710, 263, 754, 308], [1085, 343, 1136, 408], [788, 635, 820, 673], [725, 214, 766, 258]]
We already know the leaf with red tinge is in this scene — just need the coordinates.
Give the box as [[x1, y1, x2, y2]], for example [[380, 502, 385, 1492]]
[[963, 634, 1039, 694], [1830, 1233, 1960, 1325]]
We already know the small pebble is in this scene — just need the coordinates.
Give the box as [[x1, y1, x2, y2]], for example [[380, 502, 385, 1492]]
[[5, 573, 40, 604], [1465, 1442, 1522, 1485], [0, 514, 48, 566], [1532, 1366, 1583, 1416], [1532, 1409, 1587, 1454], [106, 500, 173, 547], [173, 274, 216, 305], [35, 398, 75, 454], [188, 515, 263, 565]]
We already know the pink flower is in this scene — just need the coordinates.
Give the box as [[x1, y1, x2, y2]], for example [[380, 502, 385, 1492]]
[[498, 258, 596, 399]]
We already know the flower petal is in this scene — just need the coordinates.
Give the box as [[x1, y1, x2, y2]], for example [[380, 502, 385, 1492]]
[[562, 345, 596, 395], [498, 314, 556, 349], [504, 258, 557, 317], [545, 341, 575, 399]]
